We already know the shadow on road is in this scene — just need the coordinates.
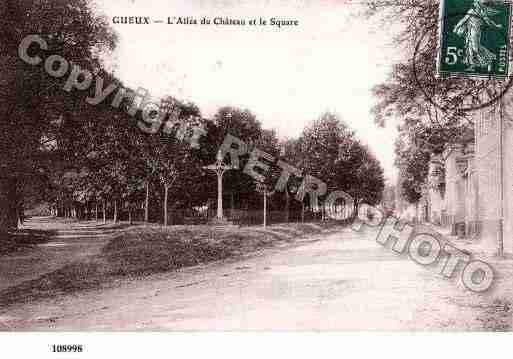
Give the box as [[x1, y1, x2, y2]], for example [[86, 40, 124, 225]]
[[0, 229, 57, 256]]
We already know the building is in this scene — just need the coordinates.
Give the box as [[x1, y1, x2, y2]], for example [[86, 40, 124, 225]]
[[396, 158, 445, 224], [425, 154, 445, 225], [472, 99, 513, 255], [398, 100, 512, 256], [431, 99, 512, 255], [441, 140, 478, 238], [395, 98, 512, 256]]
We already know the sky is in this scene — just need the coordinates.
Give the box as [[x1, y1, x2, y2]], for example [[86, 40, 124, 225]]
[[95, 0, 403, 180]]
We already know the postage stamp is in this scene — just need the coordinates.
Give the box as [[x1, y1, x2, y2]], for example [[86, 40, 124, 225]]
[[437, 0, 512, 79]]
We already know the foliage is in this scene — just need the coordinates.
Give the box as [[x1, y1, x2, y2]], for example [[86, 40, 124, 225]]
[[296, 112, 385, 208], [368, 0, 487, 204], [2, 2, 388, 229], [0, 0, 117, 230]]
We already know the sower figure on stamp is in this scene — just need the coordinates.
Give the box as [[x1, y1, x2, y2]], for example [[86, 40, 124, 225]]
[[453, 0, 503, 72]]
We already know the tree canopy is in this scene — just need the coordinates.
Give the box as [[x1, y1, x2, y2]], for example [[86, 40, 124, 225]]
[[368, 0, 492, 204], [2, 1, 387, 231]]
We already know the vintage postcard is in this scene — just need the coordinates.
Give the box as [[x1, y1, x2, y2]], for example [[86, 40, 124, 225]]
[[1, 0, 512, 356]]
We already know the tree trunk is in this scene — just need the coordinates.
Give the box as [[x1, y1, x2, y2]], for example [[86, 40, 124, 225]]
[[128, 206, 132, 224], [145, 182, 150, 223], [102, 200, 106, 223], [301, 201, 305, 223], [285, 190, 290, 223], [230, 192, 235, 219], [95, 202, 99, 221], [113, 199, 118, 224], [164, 185, 169, 227], [16, 194, 23, 228], [263, 192, 267, 228]]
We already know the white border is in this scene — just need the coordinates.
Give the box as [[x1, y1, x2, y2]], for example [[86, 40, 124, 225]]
[[1, 332, 512, 359]]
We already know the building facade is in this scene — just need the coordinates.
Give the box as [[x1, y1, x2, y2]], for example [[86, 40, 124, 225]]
[[442, 141, 478, 238], [398, 99, 512, 256], [472, 100, 513, 255]]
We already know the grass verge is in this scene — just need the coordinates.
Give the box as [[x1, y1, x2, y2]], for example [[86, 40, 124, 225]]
[[0, 229, 54, 256]]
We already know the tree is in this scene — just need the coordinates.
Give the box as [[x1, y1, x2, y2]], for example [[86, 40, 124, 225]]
[[295, 112, 385, 217], [368, 0, 503, 123], [1, 0, 117, 231], [367, 1, 488, 204], [355, 147, 386, 207], [398, 147, 430, 205], [146, 102, 203, 226], [198, 106, 266, 215]]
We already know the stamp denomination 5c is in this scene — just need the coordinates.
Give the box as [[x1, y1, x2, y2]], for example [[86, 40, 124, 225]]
[[437, 0, 512, 79]]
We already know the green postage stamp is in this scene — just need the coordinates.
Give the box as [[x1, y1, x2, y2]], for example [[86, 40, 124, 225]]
[[437, 0, 512, 78]]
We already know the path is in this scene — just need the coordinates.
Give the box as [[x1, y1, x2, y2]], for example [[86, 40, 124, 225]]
[[1, 218, 511, 330], [0, 217, 131, 291]]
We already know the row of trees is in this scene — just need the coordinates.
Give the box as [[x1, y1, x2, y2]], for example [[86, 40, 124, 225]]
[[40, 104, 385, 226], [1, 0, 117, 231], [1, 0, 385, 232]]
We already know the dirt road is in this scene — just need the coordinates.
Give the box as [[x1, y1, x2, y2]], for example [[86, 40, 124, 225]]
[[1, 217, 511, 330]]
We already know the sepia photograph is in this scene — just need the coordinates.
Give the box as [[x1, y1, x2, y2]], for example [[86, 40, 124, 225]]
[[1, 0, 512, 353]]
